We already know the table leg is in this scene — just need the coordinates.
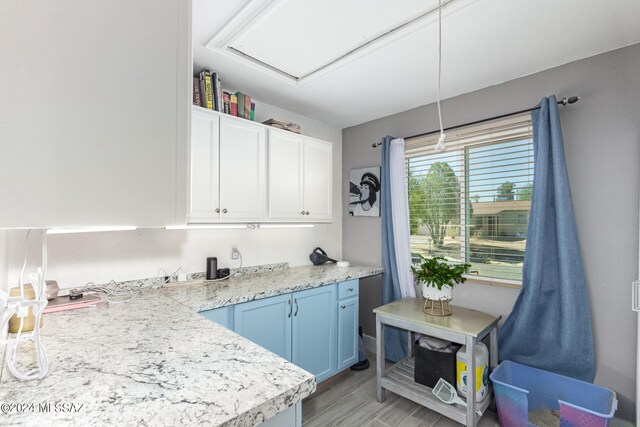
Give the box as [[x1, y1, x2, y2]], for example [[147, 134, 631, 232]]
[[489, 327, 498, 370], [466, 335, 477, 427], [376, 316, 386, 402]]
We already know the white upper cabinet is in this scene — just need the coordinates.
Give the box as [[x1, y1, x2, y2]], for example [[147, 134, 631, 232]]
[[302, 137, 333, 221], [269, 130, 304, 219], [219, 117, 266, 220], [0, 0, 190, 227], [188, 108, 267, 223], [189, 110, 221, 223], [189, 108, 332, 224], [268, 129, 333, 222]]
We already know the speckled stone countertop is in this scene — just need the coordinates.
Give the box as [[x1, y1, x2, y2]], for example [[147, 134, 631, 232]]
[[0, 264, 382, 426], [162, 264, 384, 313]]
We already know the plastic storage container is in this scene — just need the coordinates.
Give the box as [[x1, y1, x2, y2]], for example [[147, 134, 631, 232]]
[[490, 360, 617, 427], [456, 343, 489, 402]]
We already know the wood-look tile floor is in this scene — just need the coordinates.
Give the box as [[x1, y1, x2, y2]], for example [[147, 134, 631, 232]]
[[301, 356, 500, 427]]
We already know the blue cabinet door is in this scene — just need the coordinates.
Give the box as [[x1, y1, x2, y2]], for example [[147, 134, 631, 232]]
[[234, 293, 292, 361], [337, 296, 359, 371], [292, 285, 337, 383], [200, 306, 234, 330]]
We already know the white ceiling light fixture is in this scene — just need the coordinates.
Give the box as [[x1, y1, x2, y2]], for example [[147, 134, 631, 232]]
[[46, 226, 137, 235], [204, 0, 457, 87]]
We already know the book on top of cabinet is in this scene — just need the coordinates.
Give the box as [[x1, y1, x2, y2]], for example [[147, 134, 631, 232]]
[[236, 92, 245, 118], [193, 77, 202, 107], [198, 70, 213, 110], [223, 92, 231, 114], [262, 118, 301, 134], [193, 69, 256, 120], [243, 95, 252, 119], [230, 93, 238, 116]]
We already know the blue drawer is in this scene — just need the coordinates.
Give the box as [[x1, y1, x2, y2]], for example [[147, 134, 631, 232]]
[[338, 279, 359, 300]]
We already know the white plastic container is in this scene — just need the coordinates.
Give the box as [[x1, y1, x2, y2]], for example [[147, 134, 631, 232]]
[[456, 343, 489, 402]]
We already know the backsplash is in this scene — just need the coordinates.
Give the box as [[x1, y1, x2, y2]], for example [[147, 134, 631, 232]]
[[187, 262, 288, 281], [80, 262, 290, 294]]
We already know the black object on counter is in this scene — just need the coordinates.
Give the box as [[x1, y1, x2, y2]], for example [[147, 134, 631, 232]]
[[309, 247, 337, 266], [206, 257, 218, 280], [69, 289, 83, 300], [217, 268, 230, 279]]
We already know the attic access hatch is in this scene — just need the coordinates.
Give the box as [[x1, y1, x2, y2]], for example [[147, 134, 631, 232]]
[[206, 0, 449, 85]]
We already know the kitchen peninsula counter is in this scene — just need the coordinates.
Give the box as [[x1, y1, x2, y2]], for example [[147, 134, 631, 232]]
[[0, 264, 382, 426]]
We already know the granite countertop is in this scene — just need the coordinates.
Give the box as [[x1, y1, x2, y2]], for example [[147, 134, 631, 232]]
[[0, 264, 382, 426], [162, 264, 383, 313]]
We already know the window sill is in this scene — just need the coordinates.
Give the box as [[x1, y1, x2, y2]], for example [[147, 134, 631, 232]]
[[463, 275, 522, 289]]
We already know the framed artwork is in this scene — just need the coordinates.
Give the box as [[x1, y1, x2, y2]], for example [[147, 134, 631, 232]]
[[349, 167, 381, 217]]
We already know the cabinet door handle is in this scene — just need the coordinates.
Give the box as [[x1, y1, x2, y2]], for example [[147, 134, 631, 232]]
[[348, 288, 353, 292], [294, 298, 299, 316], [288, 299, 292, 318], [300, 211, 306, 215], [341, 305, 346, 309], [222, 208, 228, 214], [305, 211, 310, 215], [215, 208, 220, 213]]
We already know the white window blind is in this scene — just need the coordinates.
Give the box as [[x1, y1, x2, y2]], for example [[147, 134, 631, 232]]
[[406, 114, 533, 282]]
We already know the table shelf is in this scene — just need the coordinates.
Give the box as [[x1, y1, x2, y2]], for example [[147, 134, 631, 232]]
[[381, 357, 492, 425], [375, 298, 501, 426]]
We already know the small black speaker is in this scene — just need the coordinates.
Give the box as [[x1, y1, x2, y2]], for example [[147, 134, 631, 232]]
[[206, 257, 218, 280]]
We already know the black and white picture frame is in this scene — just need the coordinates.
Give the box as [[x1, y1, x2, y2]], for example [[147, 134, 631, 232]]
[[349, 167, 381, 217]]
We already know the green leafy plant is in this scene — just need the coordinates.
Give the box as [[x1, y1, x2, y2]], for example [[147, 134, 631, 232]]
[[411, 256, 471, 290]]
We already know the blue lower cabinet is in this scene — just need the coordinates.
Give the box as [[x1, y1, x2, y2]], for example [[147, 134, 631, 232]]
[[234, 293, 293, 361], [211, 280, 360, 384], [200, 306, 234, 330], [292, 285, 337, 383], [337, 296, 359, 371]]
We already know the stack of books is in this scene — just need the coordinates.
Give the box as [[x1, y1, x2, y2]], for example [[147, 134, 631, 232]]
[[193, 69, 255, 121], [262, 118, 301, 134]]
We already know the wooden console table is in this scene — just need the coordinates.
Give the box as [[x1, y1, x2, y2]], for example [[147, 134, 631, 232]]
[[374, 298, 501, 427]]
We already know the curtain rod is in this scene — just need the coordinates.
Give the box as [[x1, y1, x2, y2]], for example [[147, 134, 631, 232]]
[[371, 96, 580, 147]]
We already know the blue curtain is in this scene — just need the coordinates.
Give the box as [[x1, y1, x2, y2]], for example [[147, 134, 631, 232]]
[[381, 135, 409, 362], [498, 96, 595, 382]]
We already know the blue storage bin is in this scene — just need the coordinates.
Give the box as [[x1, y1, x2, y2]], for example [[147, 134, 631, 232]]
[[490, 360, 617, 427]]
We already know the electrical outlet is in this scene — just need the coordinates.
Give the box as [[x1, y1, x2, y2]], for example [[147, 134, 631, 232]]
[[231, 247, 240, 260]]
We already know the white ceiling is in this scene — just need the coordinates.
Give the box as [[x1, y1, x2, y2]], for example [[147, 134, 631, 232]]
[[193, 0, 640, 128]]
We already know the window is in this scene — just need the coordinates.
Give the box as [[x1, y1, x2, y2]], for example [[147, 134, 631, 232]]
[[406, 114, 533, 283]]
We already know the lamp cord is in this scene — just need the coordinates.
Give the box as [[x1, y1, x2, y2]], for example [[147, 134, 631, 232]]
[[435, 0, 446, 150]]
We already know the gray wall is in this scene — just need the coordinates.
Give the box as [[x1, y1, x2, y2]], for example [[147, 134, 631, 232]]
[[342, 43, 640, 419]]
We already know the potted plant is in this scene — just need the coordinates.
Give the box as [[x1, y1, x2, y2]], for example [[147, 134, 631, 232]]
[[412, 256, 471, 315]]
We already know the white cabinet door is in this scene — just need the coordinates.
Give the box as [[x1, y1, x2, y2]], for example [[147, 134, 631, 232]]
[[302, 138, 333, 221], [268, 129, 304, 219], [219, 117, 267, 220], [0, 0, 190, 227], [188, 110, 220, 223]]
